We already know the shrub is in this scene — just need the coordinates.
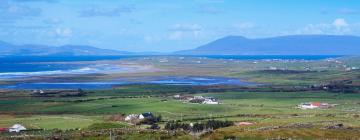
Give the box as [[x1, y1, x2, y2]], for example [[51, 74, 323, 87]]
[[87, 123, 126, 130]]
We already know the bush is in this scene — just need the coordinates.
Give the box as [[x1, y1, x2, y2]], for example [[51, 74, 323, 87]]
[[87, 122, 126, 130], [165, 120, 233, 132], [149, 124, 160, 130], [140, 115, 162, 125], [165, 121, 190, 131]]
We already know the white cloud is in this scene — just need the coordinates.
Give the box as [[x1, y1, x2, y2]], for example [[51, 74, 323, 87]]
[[168, 24, 203, 40], [0, 2, 41, 21], [333, 18, 349, 28], [339, 8, 358, 15], [288, 19, 353, 35], [43, 18, 62, 24], [55, 27, 72, 37], [144, 35, 161, 43], [170, 24, 202, 32], [297, 24, 332, 34], [197, 6, 223, 15], [333, 18, 348, 28], [79, 5, 135, 17], [168, 32, 183, 40], [233, 22, 255, 30]]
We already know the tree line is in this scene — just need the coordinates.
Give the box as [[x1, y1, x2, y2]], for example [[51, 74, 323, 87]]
[[164, 120, 233, 132]]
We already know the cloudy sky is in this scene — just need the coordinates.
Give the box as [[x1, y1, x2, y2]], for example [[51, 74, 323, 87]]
[[1, 0, 360, 52]]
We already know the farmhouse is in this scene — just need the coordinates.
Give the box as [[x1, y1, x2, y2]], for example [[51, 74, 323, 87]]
[[180, 95, 194, 101], [139, 112, 153, 119], [125, 114, 140, 121], [31, 89, 87, 97], [175, 94, 220, 104], [173, 94, 181, 99], [298, 102, 333, 109], [235, 122, 254, 126], [8, 124, 26, 133], [298, 102, 319, 109], [0, 128, 7, 132], [32, 90, 44, 94], [194, 96, 204, 99], [159, 58, 168, 63], [125, 112, 153, 121], [203, 98, 219, 104]]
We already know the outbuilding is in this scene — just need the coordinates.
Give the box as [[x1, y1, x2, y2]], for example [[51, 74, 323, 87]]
[[139, 112, 153, 119], [125, 114, 139, 121], [0, 128, 7, 132], [8, 124, 26, 133]]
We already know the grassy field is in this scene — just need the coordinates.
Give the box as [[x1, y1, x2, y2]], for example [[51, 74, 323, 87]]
[[1, 85, 360, 139], [1, 56, 360, 139], [0, 115, 102, 130]]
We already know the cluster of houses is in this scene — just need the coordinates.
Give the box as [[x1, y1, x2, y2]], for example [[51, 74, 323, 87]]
[[31, 89, 86, 97], [125, 112, 153, 121], [0, 124, 26, 133], [158, 58, 169, 63], [297, 102, 335, 109], [174, 95, 219, 104], [345, 66, 359, 71]]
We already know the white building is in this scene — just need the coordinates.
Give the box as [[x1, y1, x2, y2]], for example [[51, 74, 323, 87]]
[[202, 98, 219, 104], [159, 58, 168, 63], [194, 96, 204, 99], [298, 102, 321, 109], [139, 112, 153, 119], [298, 102, 333, 109], [173, 95, 180, 99], [8, 124, 26, 133], [125, 114, 139, 121]]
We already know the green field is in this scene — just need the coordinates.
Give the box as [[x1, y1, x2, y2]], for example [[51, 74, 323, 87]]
[[1, 85, 360, 139], [1, 56, 360, 139]]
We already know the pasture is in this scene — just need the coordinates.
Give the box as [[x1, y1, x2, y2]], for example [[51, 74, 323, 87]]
[[1, 85, 360, 131]]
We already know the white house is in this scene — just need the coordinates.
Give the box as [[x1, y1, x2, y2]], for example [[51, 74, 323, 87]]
[[159, 58, 168, 63], [298, 102, 321, 109], [298, 102, 334, 109], [194, 96, 204, 100], [32, 90, 44, 94], [173, 95, 180, 99], [139, 112, 153, 119], [125, 114, 139, 121], [8, 124, 26, 133], [202, 98, 219, 104]]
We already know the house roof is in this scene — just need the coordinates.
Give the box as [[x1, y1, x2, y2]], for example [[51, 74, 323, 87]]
[[141, 112, 153, 117], [9, 124, 26, 130], [311, 102, 322, 107]]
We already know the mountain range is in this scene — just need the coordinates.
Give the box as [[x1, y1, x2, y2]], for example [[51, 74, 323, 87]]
[[0, 41, 132, 56], [175, 35, 360, 55], [1, 35, 360, 56]]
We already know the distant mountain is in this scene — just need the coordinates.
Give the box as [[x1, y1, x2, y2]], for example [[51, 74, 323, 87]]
[[0, 41, 133, 56], [175, 35, 360, 55]]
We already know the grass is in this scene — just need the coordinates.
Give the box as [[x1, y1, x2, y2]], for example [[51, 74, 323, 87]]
[[204, 126, 360, 140], [231, 69, 360, 86], [0, 56, 360, 139], [1, 90, 360, 129], [0, 115, 102, 130], [87, 122, 129, 130]]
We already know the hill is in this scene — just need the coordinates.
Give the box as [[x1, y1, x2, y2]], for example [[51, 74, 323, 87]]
[[175, 35, 360, 55], [0, 41, 132, 56]]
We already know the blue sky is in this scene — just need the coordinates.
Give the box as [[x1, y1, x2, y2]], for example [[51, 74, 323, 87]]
[[1, 0, 360, 52]]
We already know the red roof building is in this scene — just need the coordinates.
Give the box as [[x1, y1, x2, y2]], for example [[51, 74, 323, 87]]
[[311, 102, 322, 107], [0, 128, 7, 132]]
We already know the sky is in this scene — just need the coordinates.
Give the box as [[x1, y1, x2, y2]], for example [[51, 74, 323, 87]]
[[1, 0, 360, 52]]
